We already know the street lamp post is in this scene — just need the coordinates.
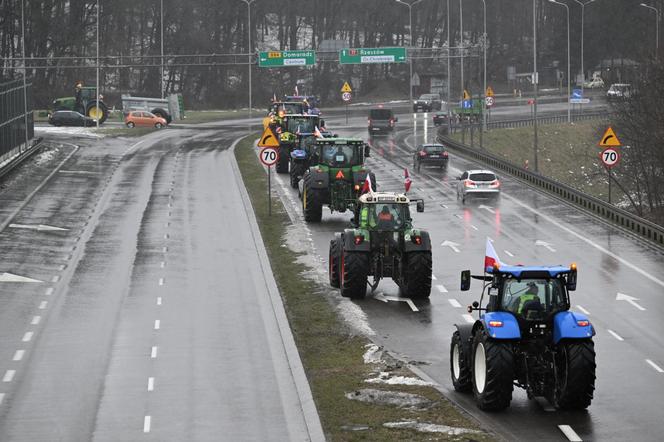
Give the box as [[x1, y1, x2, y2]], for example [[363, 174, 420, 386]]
[[572, 0, 596, 95], [96, 0, 99, 129], [396, 0, 424, 107], [447, 0, 452, 134], [549, 0, 570, 123], [532, 0, 539, 172], [640, 3, 660, 57], [459, 0, 464, 94], [161, 0, 164, 99], [240, 0, 255, 127], [481, 0, 487, 134], [20, 0, 28, 153]]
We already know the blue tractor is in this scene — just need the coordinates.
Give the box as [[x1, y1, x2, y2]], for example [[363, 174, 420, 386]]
[[450, 263, 596, 411]]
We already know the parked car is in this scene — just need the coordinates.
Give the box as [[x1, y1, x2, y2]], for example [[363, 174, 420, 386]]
[[125, 111, 167, 128], [606, 83, 632, 100], [48, 110, 96, 127], [413, 93, 442, 112], [456, 169, 500, 203], [413, 143, 449, 171], [367, 107, 397, 135]]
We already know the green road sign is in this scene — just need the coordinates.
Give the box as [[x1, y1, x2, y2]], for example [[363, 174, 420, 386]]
[[258, 50, 316, 67], [339, 47, 407, 65]]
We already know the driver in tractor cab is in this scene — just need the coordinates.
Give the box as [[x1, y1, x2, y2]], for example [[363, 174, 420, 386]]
[[377, 205, 395, 229], [509, 282, 543, 317]]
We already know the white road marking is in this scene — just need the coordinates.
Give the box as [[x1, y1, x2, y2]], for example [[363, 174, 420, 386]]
[[462, 314, 475, 323], [436, 284, 448, 293], [147, 377, 154, 391], [454, 214, 463, 220], [504, 250, 514, 257], [8, 223, 69, 232], [165, 222, 170, 228], [143, 416, 151, 433], [441, 240, 461, 253], [448, 299, 462, 308], [576, 305, 590, 315], [163, 234, 169, 239], [0, 273, 43, 283], [534, 397, 556, 411], [535, 240, 556, 252], [158, 278, 164, 286], [157, 297, 162, 306], [558, 425, 583, 441], [478, 204, 495, 214], [160, 261, 165, 268], [0, 393, 4, 405], [51, 275, 60, 283], [162, 247, 168, 253], [405, 299, 419, 312], [22, 332, 33, 342], [373, 293, 419, 311], [12, 350, 24, 361], [441, 204, 448, 209], [431, 275, 437, 280], [607, 329, 624, 341], [31, 316, 41, 325], [45, 287, 54, 296], [470, 224, 478, 231], [646, 359, 664, 373], [3, 370, 15, 382], [38, 301, 47, 309], [154, 320, 161, 330], [151, 346, 158, 358], [58, 264, 66, 271], [616, 292, 646, 311]]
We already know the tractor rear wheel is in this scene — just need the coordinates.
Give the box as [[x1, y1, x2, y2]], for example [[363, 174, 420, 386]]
[[302, 174, 322, 222], [450, 331, 472, 392], [340, 251, 368, 299], [329, 238, 341, 288], [401, 251, 432, 299], [472, 331, 514, 410], [85, 101, 108, 124], [276, 147, 289, 174], [553, 340, 596, 410]]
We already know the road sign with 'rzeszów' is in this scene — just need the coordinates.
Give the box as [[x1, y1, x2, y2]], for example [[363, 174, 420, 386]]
[[339, 47, 406, 64]]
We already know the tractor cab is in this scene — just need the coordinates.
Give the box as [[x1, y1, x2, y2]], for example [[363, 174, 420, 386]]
[[355, 193, 424, 232], [283, 114, 323, 135], [312, 138, 366, 171]]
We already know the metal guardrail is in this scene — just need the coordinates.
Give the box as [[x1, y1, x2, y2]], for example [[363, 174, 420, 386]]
[[0, 78, 34, 158], [486, 112, 606, 129], [437, 131, 664, 247]]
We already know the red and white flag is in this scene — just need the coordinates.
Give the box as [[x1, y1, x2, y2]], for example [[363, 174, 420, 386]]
[[314, 126, 323, 138], [272, 93, 277, 102], [361, 173, 373, 194], [294, 85, 299, 96], [484, 238, 502, 271], [404, 168, 412, 193]]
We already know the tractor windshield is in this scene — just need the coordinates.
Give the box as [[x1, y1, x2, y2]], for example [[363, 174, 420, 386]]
[[286, 117, 317, 134], [362, 203, 408, 231], [319, 144, 360, 167], [502, 278, 567, 320]]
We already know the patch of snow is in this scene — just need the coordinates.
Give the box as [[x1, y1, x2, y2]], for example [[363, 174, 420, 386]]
[[33, 148, 59, 166], [337, 301, 375, 336], [363, 344, 383, 364], [346, 389, 431, 408], [36, 126, 104, 138], [383, 421, 482, 436], [365, 372, 433, 386]]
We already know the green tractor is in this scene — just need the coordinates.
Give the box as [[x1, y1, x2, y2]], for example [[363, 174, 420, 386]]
[[328, 192, 432, 299], [52, 83, 109, 124], [275, 114, 323, 174], [299, 138, 375, 223]]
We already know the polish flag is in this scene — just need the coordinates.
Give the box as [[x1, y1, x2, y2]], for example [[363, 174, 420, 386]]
[[314, 126, 323, 138], [484, 238, 502, 271], [361, 173, 373, 194], [404, 168, 412, 193]]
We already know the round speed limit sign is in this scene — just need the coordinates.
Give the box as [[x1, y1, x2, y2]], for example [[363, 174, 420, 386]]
[[260, 147, 279, 167], [600, 147, 620, 168]]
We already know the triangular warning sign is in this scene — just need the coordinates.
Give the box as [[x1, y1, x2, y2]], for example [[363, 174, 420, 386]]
[[335, 170, 345, 179], [463, 89, 471, 100], [486, 86, 494, 97], [341, 82, 352, 93], [599, 126, 621, 147], [258, 126, 280, 148]]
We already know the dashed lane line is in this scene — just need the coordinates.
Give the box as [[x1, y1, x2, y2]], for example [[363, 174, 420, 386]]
[[12, 350, 24, 361], [3, 370, 15, 382], [462, 314, 475, 324], [607, 329, 624, 341], [147, 377, 155, 392], [646, 359, 664, 373], [448, 299, 462, 308], [45, 287, 54, 296], [31, 316, 41, 325], [558, 424, 583, 441], [160, 261, 165, 268], [22, 332, 33, 342], [576, 305, 590, 315], [38, 301, 47, 309], [150, 346, 158, 358], [154, 320, 160, 330], [143, 416, 151, 433], [157, 297, 162, 306], [436, 284, 448, 293], [158, 278, 164, 286], [504, 250, 514, 258]]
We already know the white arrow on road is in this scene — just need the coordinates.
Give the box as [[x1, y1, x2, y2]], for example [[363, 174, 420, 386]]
[[0, 272, 43, 283], [535, 240, 556, 252], [616, 292, 646, 311], [441, 240, 460, 253], [9, 224, 69, 232], [478, 205, 495, 214], [373, 292, 419, 312]]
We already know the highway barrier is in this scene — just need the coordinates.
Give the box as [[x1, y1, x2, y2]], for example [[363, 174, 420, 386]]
[[437, 130, 664, 247], [0, 78, 35, 174]]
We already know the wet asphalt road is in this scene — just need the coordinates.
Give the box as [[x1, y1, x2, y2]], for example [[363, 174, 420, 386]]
[[269, 110, 664, 441], [0, 129, 320, 441]]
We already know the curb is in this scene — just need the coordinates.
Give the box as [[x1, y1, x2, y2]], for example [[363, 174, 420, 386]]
[[230, 136, 326, 442], [0, 137, 44, 180]]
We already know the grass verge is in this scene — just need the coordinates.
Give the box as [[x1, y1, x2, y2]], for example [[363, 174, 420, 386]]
[[235, 134, 495, 442], [450, 120, 626, 203]]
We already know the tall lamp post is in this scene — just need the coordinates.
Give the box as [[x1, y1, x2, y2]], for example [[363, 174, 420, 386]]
[[532, 0, 539, 172], [20, 0, 28, 152], [459, 0, 464, 94], [549, 0, 570, 123], [240, 0, 255, 126], [480, 0, 487, 133], [572, 0, 596, 95], [161, 0, 164, 99], [640, 3, 660, 57], [96, 0, 100, 129], [446, 0, 452, 133], [396, 0, 424, 107]]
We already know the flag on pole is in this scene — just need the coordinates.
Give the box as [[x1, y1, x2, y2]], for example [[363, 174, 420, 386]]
[[361, 173, 373, 194], [314, 126, 323, 138], [295, 85, 299, 96], [404, 168, 412, 193], [272, 93, 277, 102], [484, 238, 502, 271]]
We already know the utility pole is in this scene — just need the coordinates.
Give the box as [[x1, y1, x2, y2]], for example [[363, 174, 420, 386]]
[[640, 3, 660, 58], [573, 0, 596, 96], [549, 0, 570, 123], [161, 0, 164, 99], [447, 0, 452, 134], [396, 0, 424, 108], [240, 0, 256, 128], [532, 0, 539, 172], [459, 0, 464, 95], [96, 0, 100, 129], [481, 0, 487, 137], [21, 0, 28, 153]]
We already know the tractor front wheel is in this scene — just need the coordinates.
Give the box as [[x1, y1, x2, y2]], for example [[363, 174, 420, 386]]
[[302, 174, 322, 222], [329, 237, 341, 288], [86, 101, 108, 124], [401, 251, 432, 299], [552, 340, 596, 410], [450, 331, 472, 392], [340, 251, 368, 299], [472, 331, 514, 411]]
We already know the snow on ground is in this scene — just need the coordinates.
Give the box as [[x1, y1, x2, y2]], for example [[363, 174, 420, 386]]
[[36, 126, 104, 138], [362, 344, 383, 364], [365, 372, 433, 387], [383, 421, 483, 435]]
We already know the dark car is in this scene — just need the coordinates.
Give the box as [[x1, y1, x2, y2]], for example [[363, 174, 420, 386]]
[[413, 93, 442, 112], [413, 143, 449, 171], [368, 108, 397, 135], [433, 111, 450, 127], [48, 110, 96, 127]]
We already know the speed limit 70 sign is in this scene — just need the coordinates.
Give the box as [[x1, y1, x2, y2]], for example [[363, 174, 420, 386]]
[[260, 147, 279, 167], [600, 147, 620, 168]]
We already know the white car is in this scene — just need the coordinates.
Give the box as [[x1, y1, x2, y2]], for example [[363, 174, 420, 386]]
[[456, 170, 501, 203], [583, 77, 605, 89]]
